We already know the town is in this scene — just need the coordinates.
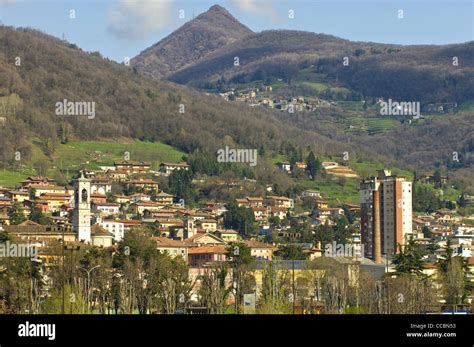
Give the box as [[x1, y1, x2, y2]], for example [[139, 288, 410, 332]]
[[218, 84, 336, 113], [0, 157, 472, 314]]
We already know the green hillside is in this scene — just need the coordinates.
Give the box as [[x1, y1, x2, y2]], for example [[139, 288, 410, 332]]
[[0, 139, 185, 187]]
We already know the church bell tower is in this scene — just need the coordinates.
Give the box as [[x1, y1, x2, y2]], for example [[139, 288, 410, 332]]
[[73, 171, 91, 243]]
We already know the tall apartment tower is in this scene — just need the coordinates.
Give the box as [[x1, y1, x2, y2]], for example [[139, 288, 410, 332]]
[[73, 171, 92, 243], [360, 170, 412, 262]]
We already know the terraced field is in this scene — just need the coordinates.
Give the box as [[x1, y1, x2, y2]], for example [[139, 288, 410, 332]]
[[345, 117, 400, 135]]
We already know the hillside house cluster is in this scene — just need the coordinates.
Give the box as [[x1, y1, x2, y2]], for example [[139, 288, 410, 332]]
[[219, 85, 334, 113]]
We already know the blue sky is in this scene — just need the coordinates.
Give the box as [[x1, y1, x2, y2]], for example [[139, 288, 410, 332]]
[[1, 0, 473, 62]]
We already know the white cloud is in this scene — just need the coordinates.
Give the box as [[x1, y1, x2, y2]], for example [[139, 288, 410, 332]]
[[230, 0, 260, 13], [107, 0, 174, 40], [227, 0, 280, 22], [0, 0, 17, 5]]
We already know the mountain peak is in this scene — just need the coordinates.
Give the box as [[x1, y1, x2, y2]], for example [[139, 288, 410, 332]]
[[132, 5, 253, 78], [207, 4, 229, 14], [193, 4, 248, 28]]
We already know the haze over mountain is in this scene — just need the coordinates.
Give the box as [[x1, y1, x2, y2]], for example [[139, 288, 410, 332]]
[[132, 5, 253, 78]]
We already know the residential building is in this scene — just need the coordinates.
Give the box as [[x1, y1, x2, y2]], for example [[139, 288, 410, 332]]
[[90, 193, 107, 204], [244, 240, 275, 260], [153, 237, 188, 262], [112, 195, 130, 204], [131, 201, 162, 215], [20, 176, 56, 188], [216, 230, 240, 242], [90, 178, 112, 194], [5, 190, 29, 203], [5, 220, 76, 243], [92, 202, 120, 216], [155, 192, 174, 205], [184, 232, 226, 246], [126, 179, 159, 192], [188, 245, 228, 267], [129, 193, 151, 203], [159, 162, 190, 176], [235, 197, 264, 208], [99, 220, 125, 242], [360, 170, 412, 262], [266, 195, 294, 209], [28, 185, 73, 198], [114, 161, 151, 173], [269, 206, 287, 220], [38, 193, 72, 212], [276, 162, 291, 173], [91, 224, 114, 247], [251, 206, 269, 224], [301, 190, 322, 199], [196, 219, 218, 232]]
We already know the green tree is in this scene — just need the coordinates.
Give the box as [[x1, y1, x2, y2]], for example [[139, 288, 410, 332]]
[[29, 205, 51, 224], [224, 203, 257, 236], [422, 225, 432, 239], [29, 188, 36, 201], [334, 217, 353, 244], [197, 263, 230, 314], [457, 193, 468, 208], [442, 257, 466, 308], [433, 169, 442, 188], [8, 202, 26, 225], [275, 244, 307, 260], [227, 243, 255, 313], [313, 222, 333, 246], [258, 262, 291, 314], [306, 151, 320, 179], [392, 238, 425, 276], [168, 169, 196, 202], [413, 184, 441, 213]]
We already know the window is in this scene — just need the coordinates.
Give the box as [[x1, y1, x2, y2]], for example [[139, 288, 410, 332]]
[[81, 188, 88, 203]]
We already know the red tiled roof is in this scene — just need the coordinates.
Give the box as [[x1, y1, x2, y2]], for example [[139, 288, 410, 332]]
[[91, 224, 113, 237], [94, 202, 120, 207], [114, 161, 151, 166], [267, 195, 290, 201], [244, 240, 275, 249], [198, 219, 217, 223], [153, 237, 188, 248]]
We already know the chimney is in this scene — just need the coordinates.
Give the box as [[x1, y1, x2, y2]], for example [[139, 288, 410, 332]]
[[372, 189, 382, 264]]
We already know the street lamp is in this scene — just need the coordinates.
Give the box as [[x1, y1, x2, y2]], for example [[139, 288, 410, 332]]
[[78, 265, 101, 312]]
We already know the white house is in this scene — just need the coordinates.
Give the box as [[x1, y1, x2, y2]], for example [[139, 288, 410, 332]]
[[301, 190, 323, 199], [276, 162, 291, 173], [92, 202, 120, 216], [91, 224, 114, 248], [99, 220, 125, 242]]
